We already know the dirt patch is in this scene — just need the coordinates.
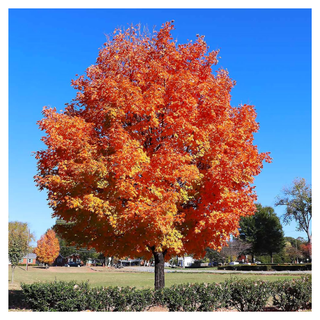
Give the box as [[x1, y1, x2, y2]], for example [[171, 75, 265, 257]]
[[145, 305, 169, 312], [212, 308, 238, 312]]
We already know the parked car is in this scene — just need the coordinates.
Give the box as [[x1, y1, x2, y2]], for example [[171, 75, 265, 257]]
[[65, 261, 82, 267], [209, 261, 218, 267], [229, 261, 239, 265]]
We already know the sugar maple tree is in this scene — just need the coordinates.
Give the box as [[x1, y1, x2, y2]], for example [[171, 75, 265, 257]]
[[35, 22, 271, 289], [34, 229, 60, 268]]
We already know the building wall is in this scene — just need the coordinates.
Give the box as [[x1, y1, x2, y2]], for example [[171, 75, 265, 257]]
[[19, 258, 37, 265]]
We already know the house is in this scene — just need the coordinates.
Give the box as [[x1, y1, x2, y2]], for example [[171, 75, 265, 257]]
[[179, 256, 194, 267], [53, 253, 84, 266], [19, 253, 37, 265], [118, 259, 142, 266], [171, 256, 194, 267], [53, 253, 69, 266]]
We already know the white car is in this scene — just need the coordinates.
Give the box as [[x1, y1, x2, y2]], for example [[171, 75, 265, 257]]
[[229, 261, 239, 265]]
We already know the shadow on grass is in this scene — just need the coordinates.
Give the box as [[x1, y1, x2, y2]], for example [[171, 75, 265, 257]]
[[9, 290, 30, 311]]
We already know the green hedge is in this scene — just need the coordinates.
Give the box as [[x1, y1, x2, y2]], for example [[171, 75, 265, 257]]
[[154, 283, 224, 311], [272, 276, 312, 311], [21, 281, 90, 311], [272, 264, 311, 271], [217, 265, 272, 271], [217, 263, 311, 271], [21, 276, 311, 312], [223, 278, 272, 311]]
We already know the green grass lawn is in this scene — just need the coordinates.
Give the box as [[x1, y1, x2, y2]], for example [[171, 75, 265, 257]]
[[8, 266, 308, 290]]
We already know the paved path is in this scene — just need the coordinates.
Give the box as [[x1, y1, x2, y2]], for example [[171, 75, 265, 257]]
[[121, 266, 311, 274]]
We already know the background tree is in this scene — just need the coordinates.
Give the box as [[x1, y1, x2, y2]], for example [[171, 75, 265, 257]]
[[239, 204, 285, 263], [300, 242, 312, 262], [34, 229, 60, 268], [34, 22, 271, 289], [283, 240, 303, 263], [57, 241, 76, 259], [239, 213, 256, 262], [97, 252, 108, 266], [54, 228, 73, 255], [284, 236, 305, 248], [78, 248, 100, 265], [275, 178, 312, 245], [216, 238, 252, 263], [54, 221, 103, 264], [205, 247, 225, 265], [8, 221, 35, 282], [227, 238, 252, 262]]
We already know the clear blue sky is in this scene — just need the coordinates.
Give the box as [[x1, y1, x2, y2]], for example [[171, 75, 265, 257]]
[[8, 8, 311, 246]]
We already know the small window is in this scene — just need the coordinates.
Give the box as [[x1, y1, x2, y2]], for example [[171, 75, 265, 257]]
[[28, 259, 33, 263]]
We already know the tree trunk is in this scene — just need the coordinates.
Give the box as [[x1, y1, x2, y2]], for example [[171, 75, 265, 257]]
[[308, 235, 312, 261], [153, 250, 167, 290], [11, 266, 15, 283]]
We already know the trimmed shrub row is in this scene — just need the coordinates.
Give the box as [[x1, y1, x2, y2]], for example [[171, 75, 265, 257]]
[[218, 263, 311, 271], [21, 276, 311, 312], [224, 278, 272, 311], [271, 277, 312, 311], [218, 265, 272, 271], [154, 283, 224, 311], [272, 264, 311, 271], [21, 281, 90, 311]]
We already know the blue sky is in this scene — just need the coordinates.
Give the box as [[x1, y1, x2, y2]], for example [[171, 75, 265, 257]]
[[8, 8, 312, 246]]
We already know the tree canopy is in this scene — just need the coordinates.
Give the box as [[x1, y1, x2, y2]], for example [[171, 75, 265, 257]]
[[35, 22, 271, 288], [239, 204, 285, 262], [275, 178, 312, 244], [34, 229, 60, 267], [8, 221, 34, 264], [8, 221, 35, 282]]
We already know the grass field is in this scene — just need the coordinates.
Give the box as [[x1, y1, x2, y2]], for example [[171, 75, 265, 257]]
[[8, 266, 308, 290]]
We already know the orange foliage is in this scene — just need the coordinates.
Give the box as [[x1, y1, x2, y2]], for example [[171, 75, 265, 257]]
[[35, 22, 271, 260], [34, 229, 60, 265], [300, 242, 312, 257]]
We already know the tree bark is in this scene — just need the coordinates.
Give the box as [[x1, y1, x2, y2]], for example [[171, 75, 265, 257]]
[[153, 250, 167, 290], [11, 266, 15, 283]]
